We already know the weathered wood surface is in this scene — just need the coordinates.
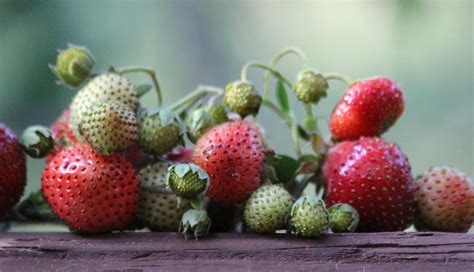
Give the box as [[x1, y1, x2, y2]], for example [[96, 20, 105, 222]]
[[0, 232, 472, 271]]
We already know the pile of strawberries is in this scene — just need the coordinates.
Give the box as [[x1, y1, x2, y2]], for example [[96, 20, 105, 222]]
[[0, 45, 472, 239]]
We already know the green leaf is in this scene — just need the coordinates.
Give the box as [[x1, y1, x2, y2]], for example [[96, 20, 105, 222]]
[[276, 80, 290, 114], [136, 84, 152, 97], [266, 154, 299, 184]]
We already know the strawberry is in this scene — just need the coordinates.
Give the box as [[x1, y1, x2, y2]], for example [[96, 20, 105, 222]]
[[290, 195, 330, 237], [50, 44, 95, 88], [69, 73, 139, 141], [243, 184, 294, 234], [79, 101, 138, 155], [41, 144, 139, 233], [293, 70, 328, 104], [415, 166, 473, 232], [20, 125, 55, 158], [224, 81, 262, 117], [167, 163, 209, 200], [138, 109, 182, 156], [50, 108, 78, 146], [0, 124, 27, 218], [138, 162, 190, 231], [329, 77, 404, 140], [328, 203, 360, 233], [193, 120, 265, 204], [323, 137, 415, 231]]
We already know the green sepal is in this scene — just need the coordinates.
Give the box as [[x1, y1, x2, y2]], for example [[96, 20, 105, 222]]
[[179, 209, 212, 240], [276, 80, 290, 114]]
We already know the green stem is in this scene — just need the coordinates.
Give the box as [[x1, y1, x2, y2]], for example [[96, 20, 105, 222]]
[[240, 61, 293, 88], [323, 72, 353, 86], [116, 66, 163, 107], [169, 85, 224, 112], [304, 103, 317, 132], [263, 47, 309, 98], [291, 122, 303, 158]]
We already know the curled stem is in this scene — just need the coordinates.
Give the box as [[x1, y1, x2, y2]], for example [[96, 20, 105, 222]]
[[323, 72, 353, 86], [291, 122, 303, 158], [169, 85, 224, 112], [116, 66, 163, 107], [240, 61, 292, 88], [263, 46, 309, 98]]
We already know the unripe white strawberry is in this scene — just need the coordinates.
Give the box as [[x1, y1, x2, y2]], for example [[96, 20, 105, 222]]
[[415, 166, 474, 232], [70, 73, 139, 141]]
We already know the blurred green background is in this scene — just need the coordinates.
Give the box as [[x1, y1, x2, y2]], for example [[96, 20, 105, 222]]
[[0, 0, 472, 230]]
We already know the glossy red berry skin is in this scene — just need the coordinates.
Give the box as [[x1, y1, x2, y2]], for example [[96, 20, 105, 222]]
[[329, 78, 404, 141], [193, 120, 265, 205], [41, 144, 139, 233], [0, 124, 27, 218], [323, 137, 415, 232]]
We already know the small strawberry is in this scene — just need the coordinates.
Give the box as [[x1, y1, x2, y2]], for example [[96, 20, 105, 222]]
[[50, 108, 78, 146], [180, 209, 212, 240], [41, 144, 139, 233], [0, 124, 27, 218], [328, 203, 360, 233], [50, 44, 95, 88], [69, 73, 139, 141], [293, 70, 329, 104], [79, 101, 138, 155], [193, 120, 265, 204], [323, 137, 415, 232], [415, 166, 473, 232], [329, 77, 404, 140], [20, 125, 55, 158], [138, 109, 182, 156], [224, 81, 262, 117], [167, 163, 209, 201], [244, 184, 294, 234], [290, 195, 330, 237], [138, 162, 190, 231]]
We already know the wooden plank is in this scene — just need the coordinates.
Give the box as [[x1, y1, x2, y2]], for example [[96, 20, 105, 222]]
[[0, 232, 473, 271]]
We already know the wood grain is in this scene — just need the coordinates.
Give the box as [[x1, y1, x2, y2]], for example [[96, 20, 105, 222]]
[[0, 232, 473, 271]]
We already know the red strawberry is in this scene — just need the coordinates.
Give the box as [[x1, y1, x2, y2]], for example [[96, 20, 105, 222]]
[[193, 120, 265, 204], [323, 137, 415, 231], [0, 124, 27, 218], [50, 108, 78, 146], [329, 77, 404, 140], [41, 144, 139, 233], [415, 166, 473, 232]]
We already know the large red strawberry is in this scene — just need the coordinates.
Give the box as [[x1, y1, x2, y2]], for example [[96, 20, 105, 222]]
[[50, 108, 78, 146], [41, 144, 139, 233], [0, 124, 27, 218], [193, 120, 265, 204], [415, 166, 473, 232], [323, 137, 415, 231], [329, 77, 404, 141]]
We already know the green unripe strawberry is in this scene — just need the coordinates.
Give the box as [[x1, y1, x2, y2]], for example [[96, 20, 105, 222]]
[[186, 109, 212, 143], [293, 70, 328, 104], [328, 203, 360, 233], [20, 125, 54, 158], [138, 162, 191, 231], [167, 163, 209, 199], [79, 101, 138, 155], [243, 184, 294, 234], [208, 104, 229, 125], [70, 73, 139, 141], [290, 195, 330, 238], [50, 44, 95, 88], [224, 81, 262, 117], [180, 209, 212, 240], [138, 109, 182, 156]]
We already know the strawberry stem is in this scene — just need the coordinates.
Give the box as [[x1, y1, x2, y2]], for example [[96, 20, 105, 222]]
[[303, 103, 318, 133], [323, 72, 353, 86], [116, 66, 163, 107], [169, 85, 224, 113], [263, 46, 309, 98], [240, 61, 292, 87]]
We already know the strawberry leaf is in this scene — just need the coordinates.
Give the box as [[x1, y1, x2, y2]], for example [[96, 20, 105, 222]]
[[266, 154, 299, 184], [276, 80, 290, 114]]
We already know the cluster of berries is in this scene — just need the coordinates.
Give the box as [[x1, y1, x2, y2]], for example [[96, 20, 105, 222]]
[[0, 45, 472, 239]]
